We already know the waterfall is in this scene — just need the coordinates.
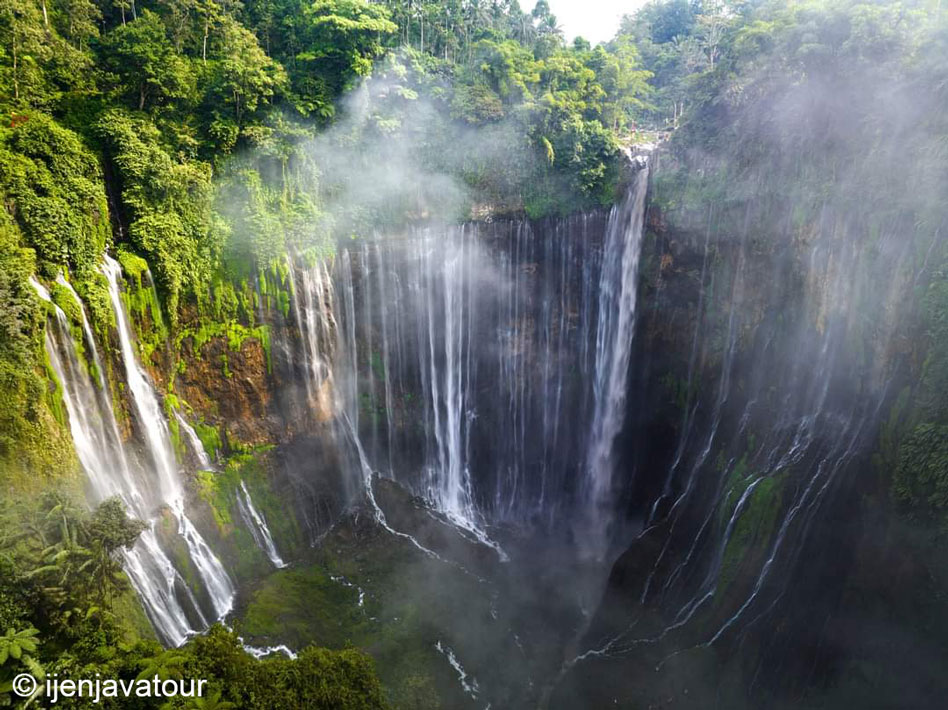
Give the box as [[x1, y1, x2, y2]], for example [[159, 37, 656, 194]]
[[288, 255, 336, 417], [175, 409, 288, 572], [583, 163, 651, 553], [560, 185, 914, 681], [101, 256, 236, 630], [236, 481, 287, 568], [317, 163, 652, 553], [175, 411, 214, 470], [31, 277, 197, 646]]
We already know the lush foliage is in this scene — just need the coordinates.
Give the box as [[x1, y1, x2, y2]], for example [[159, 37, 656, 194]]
[[0, 492, 388, 708], [0, 0, 658, 487], [0, 2, 660, 703]]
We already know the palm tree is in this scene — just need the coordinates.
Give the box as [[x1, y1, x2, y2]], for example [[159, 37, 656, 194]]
[[79, 538, 128, 609], [539, 14, 562, 39], [26, 512, 93, 610]]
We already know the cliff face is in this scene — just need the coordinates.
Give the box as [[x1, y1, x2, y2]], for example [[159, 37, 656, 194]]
[[552, 149, 948, 708], [24, 139, 948, 705]]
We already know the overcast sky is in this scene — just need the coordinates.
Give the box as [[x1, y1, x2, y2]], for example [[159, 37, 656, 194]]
[[524, 0, 646, 45]]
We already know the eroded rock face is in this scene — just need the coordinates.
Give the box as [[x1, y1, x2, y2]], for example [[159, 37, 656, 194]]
[[552, 146, 925, 706], [176, 335, 276, 446]]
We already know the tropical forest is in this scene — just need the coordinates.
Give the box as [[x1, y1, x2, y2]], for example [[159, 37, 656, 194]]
[[0, 0, 947, 707]]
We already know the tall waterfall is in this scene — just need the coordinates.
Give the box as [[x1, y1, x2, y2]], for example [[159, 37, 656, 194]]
[[32, 277, 199, 645], [584, 164, 650, 553], [34, 259, 242, 645], [555, 187, 914, 692], [35, 160, 652, 644], [102, 256, 235, 627], [311, 163, 651, 552]]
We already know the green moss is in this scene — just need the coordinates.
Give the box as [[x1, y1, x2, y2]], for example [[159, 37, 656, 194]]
[[190, 451, 301, 582], [717, 455, 751, 526], [718, 472, 787, 595], [242, 566, 371, 647], [207, 275, 257, 326], [894, 423, 948, 519], [238, 559, 448, 709], [160, 516, 202, 593], [50, 282, 81, 324], [176, 320, 272, 376], [111, 582, 158, 644], [194, 421, 222, 461], [49, 281, 100, 382], [233, 453, 298, 556], [196, 470, 232, 528], [237, 513, 482, 709], [115, 249, 168, 361], [76, 272, 116, 340], [162, 393, 188, 457], [42, 347, 68, 428], [257, 261, 296, 320], [116, 249, 149, 287]]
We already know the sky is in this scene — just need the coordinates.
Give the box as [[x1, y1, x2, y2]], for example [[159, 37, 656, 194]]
[[524, 0, 646, 45]]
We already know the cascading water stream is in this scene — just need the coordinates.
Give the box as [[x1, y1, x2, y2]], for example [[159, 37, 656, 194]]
[[583, 163, 651, 555], [175, 412, 214, 470], [558, 201, 914, 690], [31, 276, 197, 646], [236, 481, 287, 569], [290, 256, 336, 410], [102, 255, 236, 625], [174, 407, 286, 568], [319, 161, 653, 557]]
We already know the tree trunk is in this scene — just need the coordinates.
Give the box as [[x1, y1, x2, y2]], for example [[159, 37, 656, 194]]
[[12, 32, 18, 100], [139, 86, 146, 111]]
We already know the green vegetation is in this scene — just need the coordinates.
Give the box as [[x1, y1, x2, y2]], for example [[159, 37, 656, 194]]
[[717, 473, 786, 596], [0, 0, 660, 494], [238, 512, 484, 710], [0, 491, 153, 692], [0, 113, 109, 280], [2, 0, 946, 705], [894, 423, 948, 520], [0, 216, 77, 488], [241, 565, 371, 649], [180, 626, 388, 710], [0, 492, 387, 709], [178, 321, 273, 374], [633, 3, 948, 704], [192, 450, 301, 580], [627, 0, 948, 533]]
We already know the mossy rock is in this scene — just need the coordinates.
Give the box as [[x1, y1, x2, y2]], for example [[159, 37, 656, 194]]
[[717, 471, 787, 596]]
